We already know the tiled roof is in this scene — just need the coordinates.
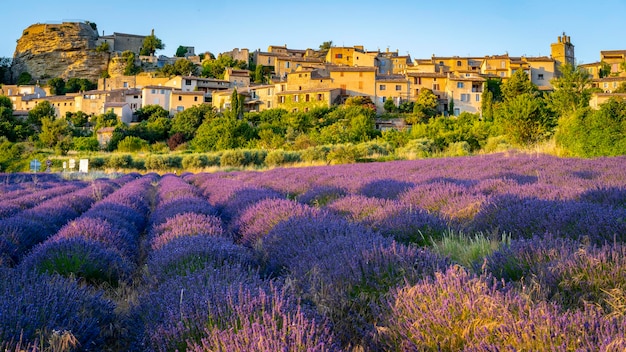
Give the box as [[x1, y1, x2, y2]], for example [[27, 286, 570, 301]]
[[406, 72, 446, 78], [277, 87, 340, 94]]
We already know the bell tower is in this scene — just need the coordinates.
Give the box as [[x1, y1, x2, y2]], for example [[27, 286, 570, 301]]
[[551, 32, 575, 76]]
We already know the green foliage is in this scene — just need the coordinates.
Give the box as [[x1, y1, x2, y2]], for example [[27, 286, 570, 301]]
[[27, 101, 56, 130], [72, 136, 100, 151], [0, 96, 27, 142], [106, 154, 133, 169], [396, 138, 434, 159], [0, 137, 24, 172], [201, 54, 247, 79], [614, 82, 626, 93], [116, 136, 149, 152], [384, 98, 396, 113], [496, 93, 555, 146], [159, 58, 198, 76], [175, 45, 188, 57], [17, 72, 32, 85], [122, 51, 140, 75], [65, 78, 96, 93], [547, 63, 592, 118], [191, 116, 255, 151], [0, 57, 11, 84], [409, 112, 491, 152], [264, 149, 301, 167], [326, 144, 360, 164], [345, 96, 376, 110], [219, 149, 246, 167], [556, 97, 626, 156], [230, 88, 244, 119], [92, 111, 119, 135], [181, 154, 209, 169], [170, 104, 217, 141], [135, 104, 169, 122], [414, 88, 439, 118], [501, 69, 538, 101], [95, 41, 110, 52], [38, 117, 71, 149], [47, 77, 66, 95], [144, 155, 182, 170], [432, 230, 508, 269], [140, 33, 165, 56]]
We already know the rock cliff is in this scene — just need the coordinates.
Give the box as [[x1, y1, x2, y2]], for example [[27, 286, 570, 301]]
[[11, 22, 109, 82]]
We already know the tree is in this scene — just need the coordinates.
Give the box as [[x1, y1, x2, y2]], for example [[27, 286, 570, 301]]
[[175, 46, 188, 57], [27, 101, 56, 131], [501, 69, 538, 101], [135, 104, 169, 122], [201, 54, 247, 79], [65, 78, 96, 93], [92, 111, 119, 135], [319, 41, 333, 52], [17, 72, 32, 85], [384, 98, 396, 113], [39, 117, 71, 149], [170, 104, 217, 141], [413, 88, 439, 120], [140, 31, 165, 56], [614, 82, 626, 93], [47, 78, 66, 95], [0, 95, 19, 141], [122, 51, 141, 76], [547, 63, 592, 118], [496, 93, 554, 146], [231, 88, 244, 119], [173, 58, 197, 76], [191, 116, 255, 151], [599, 61, 612, 78], [448, 98, 455, 116], [0, 57, 12, 84]]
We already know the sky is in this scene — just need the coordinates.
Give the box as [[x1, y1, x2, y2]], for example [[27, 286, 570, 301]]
[[2, 0, 625, 65]]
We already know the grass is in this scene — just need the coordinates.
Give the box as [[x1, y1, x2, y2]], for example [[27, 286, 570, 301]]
[[431, 230, 510, 269]]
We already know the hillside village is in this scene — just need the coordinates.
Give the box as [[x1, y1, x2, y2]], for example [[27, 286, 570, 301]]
[[2, 21, 626, 127]]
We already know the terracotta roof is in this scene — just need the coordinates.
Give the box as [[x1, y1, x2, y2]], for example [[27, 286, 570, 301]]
[[524, 56, 554, 62], [328, 66, 377, 72], [104, 102, 128, 108], [593, 76, 626, 82], [601, 50, 626, 56], [172, 90, 205, 95], [376, 75, 408, 82], [277, 87, 340, 95], [407, 72, 446, 78]]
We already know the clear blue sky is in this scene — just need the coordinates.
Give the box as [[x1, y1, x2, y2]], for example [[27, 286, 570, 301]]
[[2, 0, 624, 65]]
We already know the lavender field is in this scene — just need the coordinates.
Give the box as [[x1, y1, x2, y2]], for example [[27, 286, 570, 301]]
[[1, 152, 625, 351]]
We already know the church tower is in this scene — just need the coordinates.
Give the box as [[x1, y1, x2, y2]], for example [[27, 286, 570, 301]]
[[551, 32, 575, 76]]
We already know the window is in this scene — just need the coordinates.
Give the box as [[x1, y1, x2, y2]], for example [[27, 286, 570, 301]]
[[294, 94, 299, 102], [604, 83, 608, 88], [359, 72, 363, 77], [123, 82, 128, 88], [305, 94, 310, 102], [379, 84, 386, 91], [194, 97, 198, 102], [177, 106, 184, 112], [461, 93, 470, 102], [160, 89, 165, 94], [185, 79, 192, 85], [335, 53, 342, 59], [382, 97, 386, 102], [267, 101, 271, 108], [454, 108, 460, 116], [476, 94, 480, 102], [396, 85, 402, 91], [359, 81, 363, 89], [151, 89, 156, 94], [317, 94, 323, 101], [279, 96, 285, 103], [501, 61, 506, 68], [433, 84, 440, 91], [457, 60, 462, 66], [500, 72, 505, 77], [340, 72, 344, 77], [286, 62, 290, 68], [457, 82, 464, 88], [538, 74, 544, 80], [178, 96, 182, 101]]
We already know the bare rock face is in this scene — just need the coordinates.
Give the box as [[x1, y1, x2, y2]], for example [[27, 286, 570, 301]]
[[12, 22, 109, 82]]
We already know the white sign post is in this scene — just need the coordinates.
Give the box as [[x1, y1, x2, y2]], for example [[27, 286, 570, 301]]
[[79, 159, 89, 173]]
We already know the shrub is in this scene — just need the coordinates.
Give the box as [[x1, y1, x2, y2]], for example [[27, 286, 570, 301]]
[[151, 212, 224, 250], [72, 136, 100, 151], [0, 269, 116, 350], [243, 149, 267, 166], [106, 154, 133, 169], [182, 154, 209, 169], [116, 136, 149, 152], [220, 149, 246, 168]]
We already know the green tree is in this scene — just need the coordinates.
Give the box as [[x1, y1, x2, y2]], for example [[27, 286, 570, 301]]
[[191, 116, 255, 151], [599, 61, 612, 78], [0, 137, 24, 172], [501, 69, 538, 101], [614, 82, 626, 93], [122, 51, 140, 75], [170, 104, 217, 141], [39, 117, 72, 148], [135, 104, 169, 122], [175, 46, 188, 57], [384, 98, 396, 113], [140, 32, 165, 56], [47, 78, 66, 95], [0, 95, 20, 141], [448, 98, 455, 116], [556, 98, 626, 156], [17, 72, 32, 85], [201, 54, 247, 79], [27, 101, 56, 131], [409, 88, 439, 123], [547, 63, 592, 118], [92, 111, 119, 135], [159, 58, 198, 76], [253, 64, 265, 84], [230, 88, 244, 119], [65, 78, 96, 93], [496, 93, 554, 146], [0, 57, 11, 84]]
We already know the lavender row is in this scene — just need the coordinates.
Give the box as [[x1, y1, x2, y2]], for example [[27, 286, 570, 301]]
[[0, 182, 86, 220], [19, 174, 157, 286], [0, 178, 121, 267]]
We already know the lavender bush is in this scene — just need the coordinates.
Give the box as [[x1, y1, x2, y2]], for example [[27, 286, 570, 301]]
[[0, 268, 116, 350]]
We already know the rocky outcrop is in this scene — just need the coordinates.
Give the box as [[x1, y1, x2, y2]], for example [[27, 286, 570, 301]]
[[11, 22, 109, 82]]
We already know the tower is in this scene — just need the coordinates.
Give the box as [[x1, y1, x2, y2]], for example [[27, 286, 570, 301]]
[[551, 32, 575, 76]]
